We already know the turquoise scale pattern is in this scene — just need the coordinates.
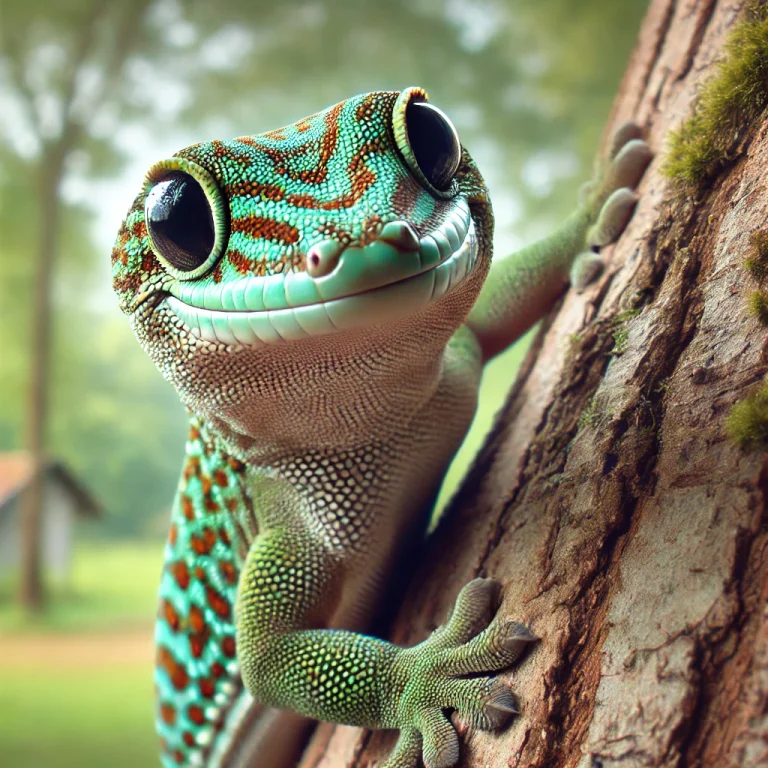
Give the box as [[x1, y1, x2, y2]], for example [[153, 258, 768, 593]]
[[154, 417, 252, 767]]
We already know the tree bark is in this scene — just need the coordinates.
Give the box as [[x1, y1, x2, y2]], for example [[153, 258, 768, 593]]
[[300, 0, 768, 765]]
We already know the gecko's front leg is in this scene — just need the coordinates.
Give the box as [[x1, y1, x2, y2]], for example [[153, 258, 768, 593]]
[[236, 491, 535, 768], [467, 123, 653, 361]]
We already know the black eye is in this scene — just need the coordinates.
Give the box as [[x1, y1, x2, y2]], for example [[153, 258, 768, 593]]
[[405, 101, 461, 190], [145, 171, 217, 274]]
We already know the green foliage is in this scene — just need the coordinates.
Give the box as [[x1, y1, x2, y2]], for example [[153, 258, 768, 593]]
[[726, 378, 768, 449], [662, 2, 768, 188], [747, 289, 768, 324], [745, 230, 768, 281]]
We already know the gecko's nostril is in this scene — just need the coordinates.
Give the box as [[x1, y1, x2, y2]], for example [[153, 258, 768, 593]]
[[306, 240, 343, 278]]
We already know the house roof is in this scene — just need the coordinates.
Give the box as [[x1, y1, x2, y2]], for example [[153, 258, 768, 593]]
[[0, 452, 102, 518]]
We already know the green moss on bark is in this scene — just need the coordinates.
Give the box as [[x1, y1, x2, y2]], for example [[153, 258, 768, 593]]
[[662, 2, 768, 189], [726, 378, 768, 449]]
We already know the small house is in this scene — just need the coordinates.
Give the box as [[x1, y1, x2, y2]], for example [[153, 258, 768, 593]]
[[0, 453, 101, 578]]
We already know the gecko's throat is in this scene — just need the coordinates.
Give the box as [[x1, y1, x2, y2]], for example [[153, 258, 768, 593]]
[[165, 204, 477, 346]]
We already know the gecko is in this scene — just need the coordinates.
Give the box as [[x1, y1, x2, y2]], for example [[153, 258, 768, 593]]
[[111, 87, 651, 768]]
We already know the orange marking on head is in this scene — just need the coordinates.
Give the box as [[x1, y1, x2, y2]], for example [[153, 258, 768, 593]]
[[111, 245, 127, 267], [231, 216, 300, 245], [356, 95, 376, 121], [131, 220, 147, 239], [227, 248, 268, 278], [211, 261, 224, 283], [228, 180, 286, 202]]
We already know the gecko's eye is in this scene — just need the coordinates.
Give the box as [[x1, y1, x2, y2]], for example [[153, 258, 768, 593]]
[[143, 158, 228, 280], [393, 88, 461, 196], [406, 103, 461, 190]]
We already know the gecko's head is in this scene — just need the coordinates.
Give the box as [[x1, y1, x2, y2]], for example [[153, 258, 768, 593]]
[[112, 88, 493, 437]]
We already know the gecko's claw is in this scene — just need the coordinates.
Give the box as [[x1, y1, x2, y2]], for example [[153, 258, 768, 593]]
[[388, 579, 536, 767]]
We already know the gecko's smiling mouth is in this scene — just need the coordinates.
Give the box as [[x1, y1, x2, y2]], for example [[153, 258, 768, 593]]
[[164, 204, 477, 346]]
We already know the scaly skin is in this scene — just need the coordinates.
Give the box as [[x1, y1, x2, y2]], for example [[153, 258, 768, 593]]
[[112, 87, 651, 767]]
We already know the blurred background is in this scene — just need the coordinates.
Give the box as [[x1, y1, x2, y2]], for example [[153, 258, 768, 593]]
[[0, 0, 647, 765]]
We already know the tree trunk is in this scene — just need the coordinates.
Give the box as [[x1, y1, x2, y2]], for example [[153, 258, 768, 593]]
[[18, 144, 65, 611], [300, 0, 768, 765]]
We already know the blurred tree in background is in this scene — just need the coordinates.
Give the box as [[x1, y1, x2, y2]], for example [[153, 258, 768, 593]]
[[0, 0, 648, 597]]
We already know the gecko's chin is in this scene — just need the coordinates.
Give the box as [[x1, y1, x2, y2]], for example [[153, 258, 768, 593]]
[[162, 213, 479, 348]]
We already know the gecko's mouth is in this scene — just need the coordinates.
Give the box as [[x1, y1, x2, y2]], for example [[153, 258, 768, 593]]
[[164, 205, 478, 346]]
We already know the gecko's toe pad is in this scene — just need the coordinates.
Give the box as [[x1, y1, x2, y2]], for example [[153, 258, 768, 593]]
[[570, 252, 605, 291]]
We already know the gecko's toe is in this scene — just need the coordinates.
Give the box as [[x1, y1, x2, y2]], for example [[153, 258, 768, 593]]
[[608, 139, 653, 191], [609, 121, 645, 159], [570, 252, 605, 291], [588, 187, 639, 248]]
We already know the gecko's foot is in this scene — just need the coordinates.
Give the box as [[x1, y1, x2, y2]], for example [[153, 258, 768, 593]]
[[573, 122, 653, 290], [384, 579, 537, 768]]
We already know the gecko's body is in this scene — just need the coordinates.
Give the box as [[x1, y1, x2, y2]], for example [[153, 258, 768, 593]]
[[112, 88, 650, 767]]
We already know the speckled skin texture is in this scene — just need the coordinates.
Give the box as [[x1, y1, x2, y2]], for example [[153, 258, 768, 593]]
[[112, 88, 650, 767]]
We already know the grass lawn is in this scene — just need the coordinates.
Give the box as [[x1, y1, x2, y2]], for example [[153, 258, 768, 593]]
[[0, 540, 163, 767], [0, 664, 158, 768], [0, 540, 165, 633]]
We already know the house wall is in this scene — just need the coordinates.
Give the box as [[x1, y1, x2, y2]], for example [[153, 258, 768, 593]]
[[0, 478, 75, 578]]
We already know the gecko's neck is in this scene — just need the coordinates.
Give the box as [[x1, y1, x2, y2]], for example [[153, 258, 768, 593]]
[[183, 321, 452, 463]]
